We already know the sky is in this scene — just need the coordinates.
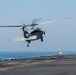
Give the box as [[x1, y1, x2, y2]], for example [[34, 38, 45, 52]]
[[0, 0, 76, 52]]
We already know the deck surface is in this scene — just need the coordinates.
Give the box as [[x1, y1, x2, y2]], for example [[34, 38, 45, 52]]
[[0, 55, 76, 75]]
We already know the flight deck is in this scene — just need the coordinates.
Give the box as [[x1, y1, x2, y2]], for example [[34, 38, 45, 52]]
[[0, 55, 76, 75]]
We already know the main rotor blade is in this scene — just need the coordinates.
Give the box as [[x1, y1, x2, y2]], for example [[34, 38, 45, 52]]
[[0, 25, 22, 27], [39, 17, 71, 25], [32, 18, 42, 24], [39, 20, 57, 25]]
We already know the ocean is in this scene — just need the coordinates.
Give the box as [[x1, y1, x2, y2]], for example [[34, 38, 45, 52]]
[[0, 51, 76, 60]]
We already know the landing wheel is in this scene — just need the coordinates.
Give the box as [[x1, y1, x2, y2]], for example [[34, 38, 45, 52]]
[[41, 38, 43, 42], [27, 41, 31, 47], [27, 44, 29, 47]]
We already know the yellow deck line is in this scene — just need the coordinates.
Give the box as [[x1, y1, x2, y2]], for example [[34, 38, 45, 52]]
[[0, 60, 53, 71]]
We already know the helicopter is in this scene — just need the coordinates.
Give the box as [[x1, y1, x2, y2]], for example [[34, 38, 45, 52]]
[[0, 17, 70, 47]]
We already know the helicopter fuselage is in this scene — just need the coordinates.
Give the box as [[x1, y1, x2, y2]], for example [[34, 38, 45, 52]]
[[23, 27, 45, 46]]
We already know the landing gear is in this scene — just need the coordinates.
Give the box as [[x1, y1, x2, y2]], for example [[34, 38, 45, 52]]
[[41, 38, 43, 42], [27, 41, 31, 47], [27, 43, 29, 47]]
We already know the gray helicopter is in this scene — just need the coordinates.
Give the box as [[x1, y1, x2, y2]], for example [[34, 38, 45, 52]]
[[20, 20, 46, 47], [0, 17, 70, 47]]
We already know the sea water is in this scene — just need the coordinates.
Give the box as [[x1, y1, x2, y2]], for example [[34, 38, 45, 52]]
[[0, 51, 76, 60]]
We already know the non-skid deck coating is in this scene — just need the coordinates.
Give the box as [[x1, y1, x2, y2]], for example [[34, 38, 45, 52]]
[[0, 55, 76, 75]]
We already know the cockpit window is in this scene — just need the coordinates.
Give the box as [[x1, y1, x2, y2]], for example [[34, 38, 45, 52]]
[[30, 30, 38, 34]]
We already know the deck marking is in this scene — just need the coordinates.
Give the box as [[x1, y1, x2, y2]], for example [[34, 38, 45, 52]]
[[0, 60, 54, 71]]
